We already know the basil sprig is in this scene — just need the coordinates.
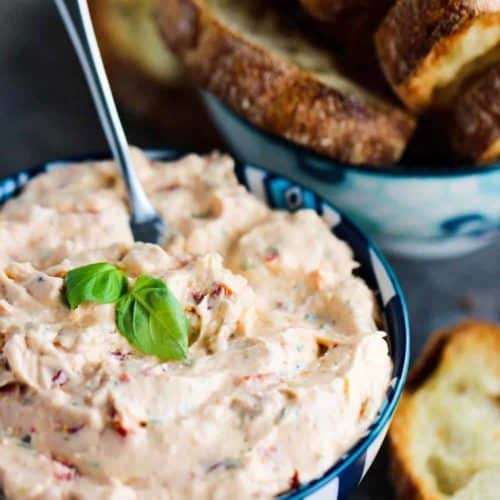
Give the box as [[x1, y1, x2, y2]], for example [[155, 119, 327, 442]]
[[64, 264, 188, 360], [116, 275, 188, 361], [64, 263, 128, 309]]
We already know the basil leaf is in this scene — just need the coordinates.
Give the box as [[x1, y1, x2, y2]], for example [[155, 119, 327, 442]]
[[64, 263, 128, 309], [116, 275, 189, 360]]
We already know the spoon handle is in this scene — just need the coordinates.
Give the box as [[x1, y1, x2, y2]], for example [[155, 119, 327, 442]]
[[54, 0, 157, 222]]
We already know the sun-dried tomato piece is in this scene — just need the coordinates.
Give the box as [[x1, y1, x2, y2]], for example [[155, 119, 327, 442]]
[[212, 282, 234, 297], [51, 370, 68, 386], [263, 248, 279, 263], [289, 470, 301, 489], [191, 291, 205, 304]]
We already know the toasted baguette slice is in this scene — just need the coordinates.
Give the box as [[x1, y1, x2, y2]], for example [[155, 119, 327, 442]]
[[90, 0, 183, 85], [157, 0, 416, 165], [389, 321, 500, 500], [376, 0, 500, 113], [449, 65, 500, 164]]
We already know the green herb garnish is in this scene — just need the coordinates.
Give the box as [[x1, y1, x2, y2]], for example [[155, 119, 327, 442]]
[[64, 265, 188, 361], [116, 275, 188, 361], [64, 263, 128, 309]]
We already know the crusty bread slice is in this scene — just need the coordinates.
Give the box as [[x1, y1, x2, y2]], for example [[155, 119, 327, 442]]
[[389, 321, 500, 500], [376, 0, 500, 113], [449, 65, 500, 164], [90, 0, 183, 85], [157, 0, 416, 165], [89, 0, 221, 151]]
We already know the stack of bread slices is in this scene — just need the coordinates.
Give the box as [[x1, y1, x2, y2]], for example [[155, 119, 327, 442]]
[[91, 0, 500, 166], [376, 0, 500, 165]]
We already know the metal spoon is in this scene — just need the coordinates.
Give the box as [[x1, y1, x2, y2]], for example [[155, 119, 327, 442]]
[[54, 0, 165, 244]]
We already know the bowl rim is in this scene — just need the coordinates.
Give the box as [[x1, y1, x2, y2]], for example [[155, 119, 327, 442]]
[[0, 148, 410, 498], [203, 92, 500, 179]]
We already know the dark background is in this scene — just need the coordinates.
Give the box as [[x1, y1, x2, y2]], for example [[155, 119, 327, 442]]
[[1, 2, 499, 499]]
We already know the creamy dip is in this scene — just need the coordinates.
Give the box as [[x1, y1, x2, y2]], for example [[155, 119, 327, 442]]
[[0, 149, 391, 499]]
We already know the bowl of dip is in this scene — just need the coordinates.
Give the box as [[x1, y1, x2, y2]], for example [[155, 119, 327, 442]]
[[0, 149, 409, 499], [204, 93, 500, 260]]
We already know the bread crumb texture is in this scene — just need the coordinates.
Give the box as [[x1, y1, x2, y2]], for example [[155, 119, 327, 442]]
[[389, 321, 500, 499]]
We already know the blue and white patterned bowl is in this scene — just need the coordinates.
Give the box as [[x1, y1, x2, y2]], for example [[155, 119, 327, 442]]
[[0, 150, 410, 499], [204, 93, 500, 259]]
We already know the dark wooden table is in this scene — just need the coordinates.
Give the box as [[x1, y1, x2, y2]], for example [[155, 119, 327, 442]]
[[1, 2, 499, 499]]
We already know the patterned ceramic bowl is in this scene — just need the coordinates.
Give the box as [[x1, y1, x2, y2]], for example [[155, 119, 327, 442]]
[[0, 150, 409, 499], [204, 93, 500, 259]]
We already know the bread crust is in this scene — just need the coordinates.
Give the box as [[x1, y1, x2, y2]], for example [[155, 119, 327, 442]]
[[449, 65, 500, 164], [376, 0, 500, 113], [157, 0, 416, 165], [389, 320, 500, 500]]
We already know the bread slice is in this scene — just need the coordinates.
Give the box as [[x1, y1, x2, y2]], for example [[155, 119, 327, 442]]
[[389, 321, 500, 500], [376, 0, 500, 113], [157, 0, 416, 165], [89, 0, 222, 151], [449, 65, 500, 164], [89, 0, 183, 86]]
